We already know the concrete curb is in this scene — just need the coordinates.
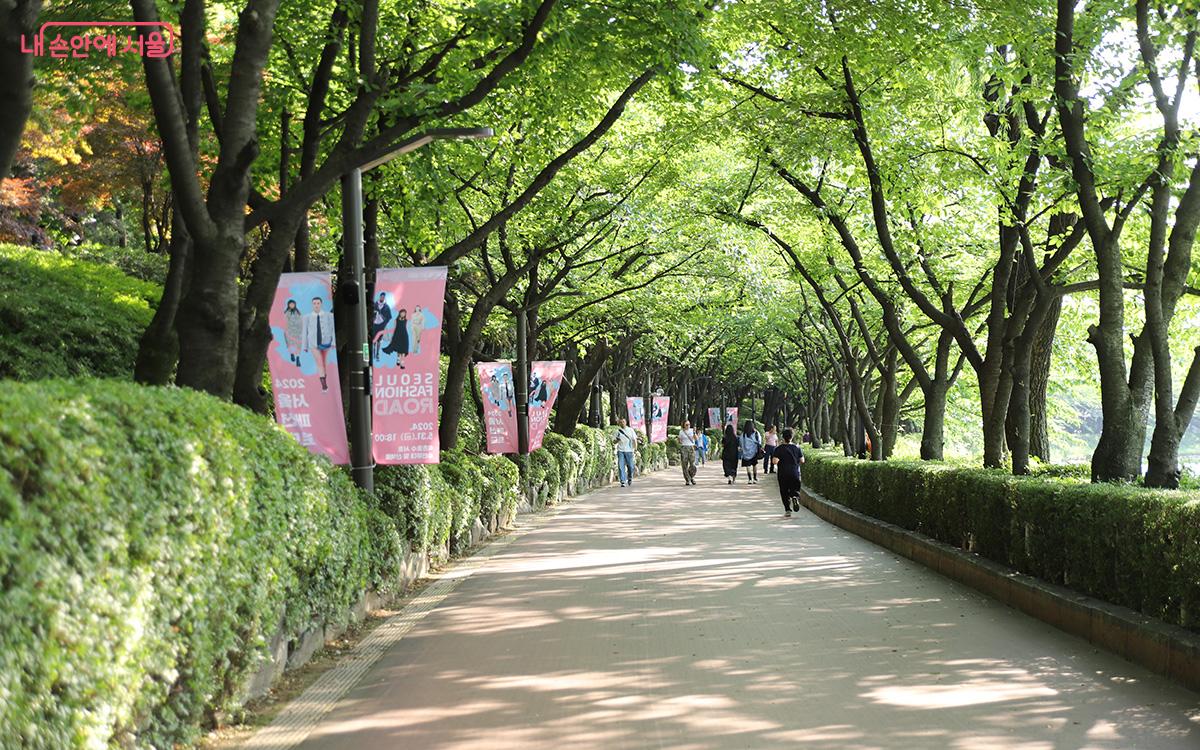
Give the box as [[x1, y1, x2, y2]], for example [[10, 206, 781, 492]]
[[798, 486, 1200, 693]]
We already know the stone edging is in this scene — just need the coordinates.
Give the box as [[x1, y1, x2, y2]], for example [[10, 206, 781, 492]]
[[798, 485, 1200, 693]]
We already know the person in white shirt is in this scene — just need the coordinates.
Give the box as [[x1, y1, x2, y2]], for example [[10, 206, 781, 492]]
[[612, 417, 641, 487], [677, 421, 698, 485]]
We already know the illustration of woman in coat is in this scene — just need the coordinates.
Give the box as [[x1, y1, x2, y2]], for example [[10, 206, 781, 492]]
[[283, 298, 303, 366]]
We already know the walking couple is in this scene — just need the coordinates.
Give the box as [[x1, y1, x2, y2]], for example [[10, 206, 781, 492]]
[[721, 420, 767, 484]]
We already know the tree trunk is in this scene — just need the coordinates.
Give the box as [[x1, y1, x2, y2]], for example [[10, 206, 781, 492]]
[[0, 1, 40, 180], [553, 342, 610, 434], [878, 347, 900, 459], [134, 208, 191, 384], [920, 379, 949, 461], [1028, 295, 1060, 461], [174, 231, 245, 397], [1006, 283, 1060, 474]]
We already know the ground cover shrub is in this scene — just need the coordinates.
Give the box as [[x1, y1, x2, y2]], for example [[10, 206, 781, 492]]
[[0, 379, 395, 749], [54, 242, 170, 284], [803, 452, 1200, 631], [0, 244, 160, 380]]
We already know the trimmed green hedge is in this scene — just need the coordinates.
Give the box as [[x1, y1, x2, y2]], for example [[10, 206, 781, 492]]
[[0, 379, 396, 749], [0, 244, 160, 380], [0, 380, 617, 748], [572, 425, 612, 487], [803, 452, 1200, 631]]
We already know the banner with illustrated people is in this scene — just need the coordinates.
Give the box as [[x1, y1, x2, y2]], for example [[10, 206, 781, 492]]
[[626, 397, 646, 430], [528, 360, 566, 451], [477, 361, 518, 454], [266, 272, 350, 464], [726, 407, 739, 427], [371, 267, 447, 464], [651, 396, 670, 443], [707, 407, 721, 429]]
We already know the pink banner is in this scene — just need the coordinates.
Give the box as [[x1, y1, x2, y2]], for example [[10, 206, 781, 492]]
[[707, 407, 720, 429], [267, 272, 349, 464], [626, 397, 645, 430], [371, 267, 447, 464], [651, 396, 670, 443], [726, 407, 739, 428], [528, 360, 565, 452], [477, 362, 518, 454]]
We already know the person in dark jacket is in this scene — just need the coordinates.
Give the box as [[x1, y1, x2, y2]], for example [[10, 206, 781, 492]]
[[370, 292, 392, 363], [721, 423, 740, 484], [772, 428, 806, 518]]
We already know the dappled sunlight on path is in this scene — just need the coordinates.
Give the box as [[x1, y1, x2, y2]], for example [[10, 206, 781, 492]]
[[291, 464, 1200, 750]]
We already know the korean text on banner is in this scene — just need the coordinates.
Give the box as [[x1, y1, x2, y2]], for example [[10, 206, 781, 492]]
[[477, 362, 518, 454], [626, 397, 645, 430], [266, 272, 349, 464], [371, 267, 447, 464], [651, 396, 670, 443], [707, 407, 721, 429], [528, 361, 566, 451]]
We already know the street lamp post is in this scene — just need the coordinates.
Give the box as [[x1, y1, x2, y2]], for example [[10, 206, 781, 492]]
[[342, 127, 493, 492]]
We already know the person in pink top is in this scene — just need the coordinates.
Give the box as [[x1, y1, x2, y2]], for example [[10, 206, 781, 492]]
[[763, 425, 779, 474]]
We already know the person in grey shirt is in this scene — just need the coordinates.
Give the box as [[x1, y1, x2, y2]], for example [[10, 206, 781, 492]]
[[613, 417, 641, 487], [678, 420, 698, 486]]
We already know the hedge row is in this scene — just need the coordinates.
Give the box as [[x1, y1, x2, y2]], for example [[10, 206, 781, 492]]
[[802, 452, 1200, 631], [0, 379, 614, 748]]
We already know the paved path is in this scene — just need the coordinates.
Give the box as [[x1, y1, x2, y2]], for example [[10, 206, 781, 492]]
[[289, 461, 1199, 749]]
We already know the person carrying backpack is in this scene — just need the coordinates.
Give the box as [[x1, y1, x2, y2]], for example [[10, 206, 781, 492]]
[[739, 420, 764, 484], [771, 428, 806, 517]]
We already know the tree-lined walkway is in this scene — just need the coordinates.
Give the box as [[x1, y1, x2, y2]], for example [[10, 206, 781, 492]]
[[273, 464, 1198, 750]]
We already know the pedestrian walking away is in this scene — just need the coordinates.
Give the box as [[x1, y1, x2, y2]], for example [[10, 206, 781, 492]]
[[763, 424, 778, 474], [678, 420, 698, 485], [771, 428, 805, 517], [612, 417, 640, 487], [739, 419, 763, 484], [721, 423, 740, 484]]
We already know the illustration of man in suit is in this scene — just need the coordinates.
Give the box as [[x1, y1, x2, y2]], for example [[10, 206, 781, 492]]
[[302, 297, 336, 391]]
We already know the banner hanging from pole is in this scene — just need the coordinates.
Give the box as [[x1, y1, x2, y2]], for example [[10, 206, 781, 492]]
[[726, 406, 739, 427], [371, 266, 447, 464], [266, 272, 349, 464], [528, 360, 565, 451], [651, 396, 670, 443], [707, 407, 721, 429], [626, 397, 645, 430], [477, 361, 518, 454]]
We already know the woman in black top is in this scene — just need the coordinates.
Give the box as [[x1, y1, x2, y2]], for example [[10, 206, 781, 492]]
[[771, 428, 805, 517], [721, 423, 740, 484]]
